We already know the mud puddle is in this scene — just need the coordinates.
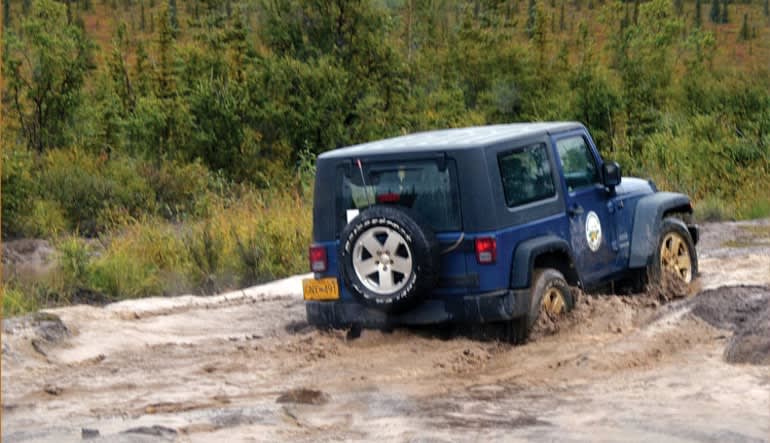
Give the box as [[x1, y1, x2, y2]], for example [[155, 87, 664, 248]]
[[3, 221, 770, 442]]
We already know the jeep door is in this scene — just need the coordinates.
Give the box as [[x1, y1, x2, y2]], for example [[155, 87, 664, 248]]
[[552, 131, 618, 285]]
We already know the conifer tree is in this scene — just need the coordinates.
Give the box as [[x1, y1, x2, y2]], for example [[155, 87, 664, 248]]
[[695, 0, 703, 27], [764, 0, 769, 17], [168, 0, 178, 31], [140, 0, 145, 31], [526, 0, 537, 38], [720, 0, 728, 23], [739, 12, 750, 39], [709, 0, 720, 23], [633, 0, 640, 24], [674, 0, 684, 15], [3, 0, 10, 29], [559, 1, 565, 31]]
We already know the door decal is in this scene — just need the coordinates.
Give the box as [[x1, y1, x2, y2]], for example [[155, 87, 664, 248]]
[[585, 211, 602, 252]]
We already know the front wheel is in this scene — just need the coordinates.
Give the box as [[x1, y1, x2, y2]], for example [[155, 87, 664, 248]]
[[504, 268, 575, 345], [647, 218, 698, 285]]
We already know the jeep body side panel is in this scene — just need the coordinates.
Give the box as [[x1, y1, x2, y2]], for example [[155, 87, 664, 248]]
[[509, 235, 575, 288], [627, 192, 693, 268]]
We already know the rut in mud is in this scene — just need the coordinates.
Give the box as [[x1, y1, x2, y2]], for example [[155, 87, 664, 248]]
[[2, 220, 770, 442]]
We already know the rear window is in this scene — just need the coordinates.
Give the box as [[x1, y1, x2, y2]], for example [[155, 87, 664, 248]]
[[337, 159, 462, 232]]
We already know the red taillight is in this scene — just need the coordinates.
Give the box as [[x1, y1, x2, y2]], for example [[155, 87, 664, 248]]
[[309, 245, 327, 272], [376, 192, 400, 203], [475, 237, 497, 264]]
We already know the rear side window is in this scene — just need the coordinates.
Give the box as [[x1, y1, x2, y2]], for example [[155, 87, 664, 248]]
[[555, 136, 600, 191], [498, 143, 556, 207], [338, 159, 462, 232]]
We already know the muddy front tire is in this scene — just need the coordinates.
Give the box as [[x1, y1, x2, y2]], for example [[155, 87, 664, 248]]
[[647, 218, 698, 285]]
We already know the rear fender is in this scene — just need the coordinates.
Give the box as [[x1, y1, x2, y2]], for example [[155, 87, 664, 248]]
[[510, 235, 577, 289]]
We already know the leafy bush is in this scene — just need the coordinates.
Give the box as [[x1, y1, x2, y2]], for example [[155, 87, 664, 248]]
[[2, 285, 40, 316], [1, 146, 37, 238], [22, 200, 69, 238], [88, 221, 187, 299], [39, 148, 156, 235], [694, 197, 734, 222]]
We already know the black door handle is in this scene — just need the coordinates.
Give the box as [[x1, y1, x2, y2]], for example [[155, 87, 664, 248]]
[[568, 205, 584, 217]]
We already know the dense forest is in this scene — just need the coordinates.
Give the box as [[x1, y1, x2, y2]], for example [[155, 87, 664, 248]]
[[2, 0, 769, 313]]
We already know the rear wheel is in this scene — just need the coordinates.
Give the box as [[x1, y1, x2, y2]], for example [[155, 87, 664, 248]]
[[504, 268, 575, 344]]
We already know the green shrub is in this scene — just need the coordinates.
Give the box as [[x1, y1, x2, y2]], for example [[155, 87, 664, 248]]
[[184, 221, 226, 294], [2, 285, 40, 316], [741, 198, 770, 220], [56, 236, 93, 293], [1, 146, 38, 238], [22, 200, 69, 238], [39, 148, 156, 236], [87, 221, 188, 299], [694, 197, 734, 222], [89, 253, 162, 300], [142, 158, 212, 221]]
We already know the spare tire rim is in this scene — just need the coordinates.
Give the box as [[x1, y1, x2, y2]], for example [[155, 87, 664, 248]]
[[541, 287, 566, 316], [660, 232, 692, 283], [353, 226, 413, 295]]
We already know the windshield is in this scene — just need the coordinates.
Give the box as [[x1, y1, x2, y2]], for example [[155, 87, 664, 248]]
[[337, 158, 462, 232]]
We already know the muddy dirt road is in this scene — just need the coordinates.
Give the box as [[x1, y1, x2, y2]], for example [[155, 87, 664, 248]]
[[3, 221, 770, 442]]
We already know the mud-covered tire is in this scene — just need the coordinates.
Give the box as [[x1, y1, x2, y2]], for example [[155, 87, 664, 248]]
[[646, 218, 698, 285], [339, 205, 440, 313], [505, 268, 575, 345]]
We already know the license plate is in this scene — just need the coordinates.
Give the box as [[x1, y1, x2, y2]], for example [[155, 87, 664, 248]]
[[302, 278, 339, 301]]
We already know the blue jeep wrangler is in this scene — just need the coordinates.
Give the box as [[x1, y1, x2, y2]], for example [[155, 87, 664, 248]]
[[303, 122, 698, 343]]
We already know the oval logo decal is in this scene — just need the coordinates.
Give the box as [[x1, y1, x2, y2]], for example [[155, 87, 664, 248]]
[[585, 211, 602, 252]]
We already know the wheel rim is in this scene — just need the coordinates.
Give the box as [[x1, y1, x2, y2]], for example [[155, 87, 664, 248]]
[[660, 232, 693, 283], [541, 287, 566, 316], [352, 226, 413, 295]]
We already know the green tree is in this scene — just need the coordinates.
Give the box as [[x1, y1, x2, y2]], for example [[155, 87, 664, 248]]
[[3, 0, 94, 152], [764, 0, 769, 17], [526, 0, 538, 38], [738, 12, 750, 40], [168, 0, 178, 31], [674, 0, 683, 15], [709, 0, 720, 23], [695, 0, 702, 27], [3, 0, 10, 29], [140, 0, 146, 31], [720, 0, 728, 23]]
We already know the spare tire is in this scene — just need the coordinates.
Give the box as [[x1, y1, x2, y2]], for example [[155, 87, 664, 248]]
[[339, 205, 440, 313]]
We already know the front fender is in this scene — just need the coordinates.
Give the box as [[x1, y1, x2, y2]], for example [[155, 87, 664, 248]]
[[628, 192, 693, 268]]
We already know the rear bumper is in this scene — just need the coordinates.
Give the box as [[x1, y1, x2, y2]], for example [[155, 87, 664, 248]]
[[305, 289, 530, 329]]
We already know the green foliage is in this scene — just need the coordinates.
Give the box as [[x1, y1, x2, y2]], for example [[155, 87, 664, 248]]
[[710, 0, 720, 23], [2, 0, 770, 312], [1, 146, 37, 237], [694, 197, 733, 222], [22, 200, 69, 238], [39, 148, 156, 235], [694, 0, 702, 27], [56, 236, 92, 292], [3, 286, 39, 317], [3, 0, 95, 152]]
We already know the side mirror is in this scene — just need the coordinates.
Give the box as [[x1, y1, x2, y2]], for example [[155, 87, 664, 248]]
[[603, 161, 622, 189]]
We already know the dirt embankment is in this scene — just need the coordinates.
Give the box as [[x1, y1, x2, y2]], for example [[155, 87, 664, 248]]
[[2, 220, 770, 442]]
